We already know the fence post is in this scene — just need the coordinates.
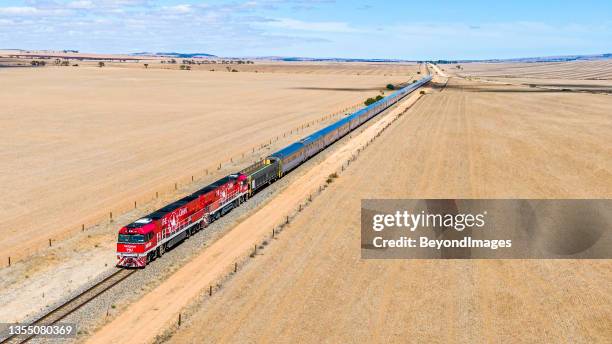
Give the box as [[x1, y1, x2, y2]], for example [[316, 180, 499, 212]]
[[209, 285, 212, 296], [234, 262, 237, 273], [82, 224, 85, 232], [8, 256, 10, 267], [49, 239, 52, 247], [178, 313, 182, 327], [110, 212, 113, 221]]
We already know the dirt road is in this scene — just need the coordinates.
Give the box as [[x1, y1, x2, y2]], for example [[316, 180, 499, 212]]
[[165, 77, 611, 343]]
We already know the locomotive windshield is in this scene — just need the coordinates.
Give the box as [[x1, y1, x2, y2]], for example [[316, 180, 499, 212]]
[[118, 234, 145, 243]]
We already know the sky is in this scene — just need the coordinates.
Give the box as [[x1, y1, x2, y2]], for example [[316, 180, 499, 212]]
[[0, 0, 611, 60]]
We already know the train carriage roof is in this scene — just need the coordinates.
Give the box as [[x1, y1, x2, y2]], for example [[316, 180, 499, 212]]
[[269, 142, 305, 159], [300, 130, 324, 144]]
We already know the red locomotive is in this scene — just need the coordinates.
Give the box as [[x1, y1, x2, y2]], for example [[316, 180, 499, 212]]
[[117, 174, 248, 267]]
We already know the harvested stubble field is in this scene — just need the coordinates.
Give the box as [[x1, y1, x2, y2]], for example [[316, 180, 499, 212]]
[[166, 76, 611, 343], [0, 63, 416, 265], [190, 62, 422, 76], [81, 61, 423, 77], [448, 60, 612, 93], [455, 60, 612, 80]]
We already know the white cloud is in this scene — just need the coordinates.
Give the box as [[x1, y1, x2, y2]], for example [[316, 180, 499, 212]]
[[162, 4, 192, 14], [263, 18, 360, 33], [67, 1, 94, 10], [0, 6, 39, 15], [96, 0, 151, 7]]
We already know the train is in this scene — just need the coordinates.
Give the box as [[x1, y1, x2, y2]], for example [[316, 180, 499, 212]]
[[116, 74, 432, 268]]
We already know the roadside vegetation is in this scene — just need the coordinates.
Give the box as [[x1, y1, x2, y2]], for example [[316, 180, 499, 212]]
[[364, 95, 384, 106]]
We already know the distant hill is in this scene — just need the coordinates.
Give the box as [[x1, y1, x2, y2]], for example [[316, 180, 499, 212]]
[[218, 53, 612, 64], [251, 56, 407, 63], [433, 53, 612, 64], [131, 52, 217, 58]]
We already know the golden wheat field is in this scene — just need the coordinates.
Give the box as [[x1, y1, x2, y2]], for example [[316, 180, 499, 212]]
[[0, 63, 418, 264]]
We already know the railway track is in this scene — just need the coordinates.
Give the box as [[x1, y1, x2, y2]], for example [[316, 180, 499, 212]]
[[0, 269, 136, 344]]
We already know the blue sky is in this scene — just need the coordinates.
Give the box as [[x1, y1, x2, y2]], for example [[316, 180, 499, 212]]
[[0, 0, 611, 59]]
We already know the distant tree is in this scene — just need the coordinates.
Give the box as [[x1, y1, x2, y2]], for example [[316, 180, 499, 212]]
[[170, 59, 177, 64], [180, 65, 186, 70], [386, 84, 395, 90], [231, 69, 238, 72], [98, 61, 105, 67], [226, 66, 232, 72], [186, 65, 191, 70], [144, 63, 149, 68]]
